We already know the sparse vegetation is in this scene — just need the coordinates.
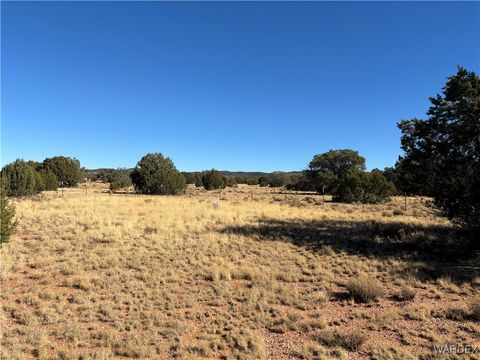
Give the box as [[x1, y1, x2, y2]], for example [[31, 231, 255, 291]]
[[0, 183, 478, 359]]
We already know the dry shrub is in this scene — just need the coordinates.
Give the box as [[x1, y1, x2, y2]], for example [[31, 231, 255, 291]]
[[369, 345, 415, 360], [396, 284, 416, 301], [314, 330, 367, 351], [440, 306, 469, 321], [293, 341, 348, 359], [226, 329, 265, 359], [469, 297, 480, 321], [404, 305, 432, 321], [346, 276, 384, 303], [319, 245, 335, 256], [298, 317, 327, 332]]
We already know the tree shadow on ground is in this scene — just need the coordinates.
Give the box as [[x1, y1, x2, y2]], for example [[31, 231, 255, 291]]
[[218, 218, 479, 283]]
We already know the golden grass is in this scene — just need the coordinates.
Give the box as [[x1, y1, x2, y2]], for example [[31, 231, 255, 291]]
[[0, 184, 478, 359]]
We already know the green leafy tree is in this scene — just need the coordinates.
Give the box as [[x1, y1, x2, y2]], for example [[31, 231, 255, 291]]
[[398, 66, 480, 239], [202, 169, 227, 190], [131, 153, 186, 195], [306, 150, 394, 203], [0, 186, 17, 245], [43, 156, 82, 187], [307, 149, 366, 193], [1, 160, 38, 196]]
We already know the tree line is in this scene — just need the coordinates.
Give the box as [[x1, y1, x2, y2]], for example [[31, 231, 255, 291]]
[[1, 156, 84, 197], [2, 66, 479, 247]]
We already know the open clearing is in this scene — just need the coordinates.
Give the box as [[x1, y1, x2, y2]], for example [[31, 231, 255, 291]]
[[1, 184, 479, 359]]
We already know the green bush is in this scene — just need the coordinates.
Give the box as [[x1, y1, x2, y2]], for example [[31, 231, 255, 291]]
[[43, 156, 83, 187], [267, 173, 289, 187], [33, 169, 46, 193], [1, 160, 38, 197], [131, 153, 186, 195], [194, 173, 203, 187], [181, 172, 196, 184], [202, 169, 227, 190], [332, 171, 395, 204], [1, 186, 17, 245], [108, 170, 132, 191], [258, 176, 269, 187], [41, 170, 59, 191], [360, 171, 396, 203], [257, 173, 291, 188]]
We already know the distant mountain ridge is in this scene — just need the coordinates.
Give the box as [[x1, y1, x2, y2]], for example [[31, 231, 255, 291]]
[[85, 168, 300, 178]]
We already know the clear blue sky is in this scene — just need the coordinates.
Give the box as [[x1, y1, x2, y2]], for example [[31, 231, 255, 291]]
[[2, 1, 479, 172]]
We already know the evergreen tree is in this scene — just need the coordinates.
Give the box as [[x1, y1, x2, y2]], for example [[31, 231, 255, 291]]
[[398, 66, 480, 240], [202, 169, 227, 190], [1, 160, 38, 197], [1, 186, 17, 245], [131, 153, 186, 195]]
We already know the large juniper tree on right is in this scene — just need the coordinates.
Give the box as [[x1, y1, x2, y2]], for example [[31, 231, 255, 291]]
[[398, 66, 479, 245]]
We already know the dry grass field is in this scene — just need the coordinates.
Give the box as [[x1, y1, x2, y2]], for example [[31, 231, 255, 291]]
[[1, 184, 479, 359]]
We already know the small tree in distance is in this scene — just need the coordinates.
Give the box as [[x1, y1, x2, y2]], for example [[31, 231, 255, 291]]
[[307, 149, 366, 194], [131, 153, 186, 195], [305, 150, 395, 204], [202, 169, 227, 190]]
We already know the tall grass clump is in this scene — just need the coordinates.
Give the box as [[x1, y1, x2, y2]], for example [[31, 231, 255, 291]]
[[346, 275, 384, 303]]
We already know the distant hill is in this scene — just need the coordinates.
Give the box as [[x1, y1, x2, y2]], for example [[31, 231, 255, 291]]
[[85, 168, 300, 179]]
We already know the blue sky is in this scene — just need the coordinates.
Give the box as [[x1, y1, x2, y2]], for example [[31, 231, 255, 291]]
[[2, 2, 479, 172]]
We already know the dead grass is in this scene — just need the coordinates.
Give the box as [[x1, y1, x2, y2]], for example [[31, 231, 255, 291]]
[[346, 276, 384, 303], [314, 330, 367, 351], [0, 184, 478, 359], [395, 284, 416, 301], [470, 297, 480, 321]]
